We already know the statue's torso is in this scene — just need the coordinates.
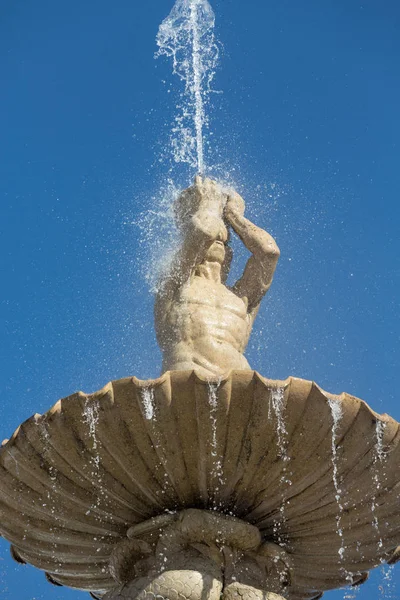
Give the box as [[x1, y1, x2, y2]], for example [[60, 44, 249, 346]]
[[156, 276, 252, 377]]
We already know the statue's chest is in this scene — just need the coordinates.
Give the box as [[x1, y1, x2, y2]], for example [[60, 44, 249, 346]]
[[179, 278, 247, 318]]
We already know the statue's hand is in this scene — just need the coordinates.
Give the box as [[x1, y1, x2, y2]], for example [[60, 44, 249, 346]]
[[194, 176, 226, 216], [175, 177, 225, 229], [224, 191, 245, 221]]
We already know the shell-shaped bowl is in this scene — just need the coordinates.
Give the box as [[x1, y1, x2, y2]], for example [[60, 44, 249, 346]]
[[0, 371, 399, 600]]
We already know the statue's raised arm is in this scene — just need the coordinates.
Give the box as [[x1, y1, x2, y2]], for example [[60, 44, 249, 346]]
[[155, 177, 280, 378], [224, 190, 280, 317]]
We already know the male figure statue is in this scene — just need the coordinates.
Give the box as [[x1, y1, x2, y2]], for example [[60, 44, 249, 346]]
[[155, 177, 280, 378]]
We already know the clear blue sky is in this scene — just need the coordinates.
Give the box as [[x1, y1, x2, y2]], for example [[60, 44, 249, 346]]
[[1, 1, 399, 598]]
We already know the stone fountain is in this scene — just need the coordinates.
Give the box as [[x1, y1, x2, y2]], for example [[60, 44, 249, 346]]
[[0, 177, 399, 600]]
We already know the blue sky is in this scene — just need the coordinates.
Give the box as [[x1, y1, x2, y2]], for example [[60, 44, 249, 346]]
[[1, 0, 399, 598]]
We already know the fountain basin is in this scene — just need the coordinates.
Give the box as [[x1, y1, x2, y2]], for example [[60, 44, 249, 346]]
[[0, 371, 399, 599]]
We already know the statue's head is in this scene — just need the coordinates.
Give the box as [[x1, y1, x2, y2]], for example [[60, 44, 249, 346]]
[[174, 177, 232, 275]]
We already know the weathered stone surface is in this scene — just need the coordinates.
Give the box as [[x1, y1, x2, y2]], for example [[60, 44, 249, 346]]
[[224, 585, 285, 600], [104, 569, 223, 600], [0, 371, 399, 599]]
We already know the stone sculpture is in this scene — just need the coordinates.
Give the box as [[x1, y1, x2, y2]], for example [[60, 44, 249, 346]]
[[0, 179, 399, 600], [106, 509, 289, 600], [155, 176, 280, 377]]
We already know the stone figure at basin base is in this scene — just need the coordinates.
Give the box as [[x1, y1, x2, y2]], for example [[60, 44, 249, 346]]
[[155, 176, 280, 378], [0, 178, 399, 600], [105, 509, 289, 600]]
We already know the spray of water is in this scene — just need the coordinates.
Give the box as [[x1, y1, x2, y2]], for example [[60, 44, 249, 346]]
[[131, 182, 181, 293], [379, 564, 395, 599], [343, 583, 361, 600], [156, 0, 219, 173]]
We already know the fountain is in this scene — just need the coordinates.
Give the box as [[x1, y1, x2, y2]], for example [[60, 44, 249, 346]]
[[0, 2, 399, 600]]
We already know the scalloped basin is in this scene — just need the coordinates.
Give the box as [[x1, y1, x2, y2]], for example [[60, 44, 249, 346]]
[[0, 371, 399, 600]]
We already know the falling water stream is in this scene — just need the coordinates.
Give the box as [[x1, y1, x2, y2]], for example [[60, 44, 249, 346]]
[[373, 420, 395, 600], [83, 400, 100, 470], [156, 0, 219, 173], [371, 420, 387, 551], [207, 382, 225, 503], [142, 386, 156, 421], [83, 399, 102, 511], [328, 397, 361, 597], [140, 387, 173, 499], [327, 398, 346, 561], [271, 387, 291, 544]]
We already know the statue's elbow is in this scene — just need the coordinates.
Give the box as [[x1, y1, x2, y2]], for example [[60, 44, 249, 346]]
[[272, 244, 281, 262], [271, 243, 280, 259], [260, 241, 280, 261]]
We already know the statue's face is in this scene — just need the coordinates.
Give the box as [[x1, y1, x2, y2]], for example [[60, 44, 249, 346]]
[[203, 222, 229, 264], [173, 177, 230, 266]]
